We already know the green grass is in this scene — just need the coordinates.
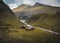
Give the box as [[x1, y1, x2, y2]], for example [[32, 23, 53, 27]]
[[29, 13, 60, 33], [0, 9, 22, 27], [0, 26, 60, 43], [0, 1, 60, 43], [0, 10, 60, 43]]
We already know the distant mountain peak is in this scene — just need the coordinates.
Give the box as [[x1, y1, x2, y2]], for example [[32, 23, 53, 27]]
[[34, 2, 54, 7], [34, 2, 60, 7], [15, 4, 32, 10], [34, 2, 45, 6]]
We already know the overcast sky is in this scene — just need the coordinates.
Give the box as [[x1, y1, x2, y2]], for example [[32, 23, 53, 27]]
[[3, 0, 60, 9]]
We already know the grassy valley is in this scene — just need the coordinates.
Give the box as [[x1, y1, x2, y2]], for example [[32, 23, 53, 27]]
[[0, 1, 60, 43]]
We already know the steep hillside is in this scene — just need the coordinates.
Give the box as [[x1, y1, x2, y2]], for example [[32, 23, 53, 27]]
[[13, 4, 32, 12], [13, 2, 60, 32], [0, 0, 21, 26], [13, 4, 32, 20], [27, 3, 60, 32], [0, 1, 60, 43], [13, 2, 60, 20], [29, 11, 60, 33]]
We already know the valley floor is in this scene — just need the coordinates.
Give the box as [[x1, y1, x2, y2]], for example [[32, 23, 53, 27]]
[[0, 26, 60, 43]]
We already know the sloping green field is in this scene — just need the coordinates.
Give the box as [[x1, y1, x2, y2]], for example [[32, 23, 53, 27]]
[[0, 26, 60, 43], [0, 1, 60, 43], [0, 10, 21, 26], [29, 13, 60, 33], [0, 10, 60, 43]]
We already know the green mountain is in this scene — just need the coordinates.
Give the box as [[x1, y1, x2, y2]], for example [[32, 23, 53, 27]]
[[28, 2, 60, 33], [0, 1, 60, 43], [13, 2, 60, 20], [0, 0, 21, 26], [13, 4, 32, 20], [13, 2, 60, 33], [29, 13, 60, 32]]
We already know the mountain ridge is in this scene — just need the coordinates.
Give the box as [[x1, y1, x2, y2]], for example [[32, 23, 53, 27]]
[[34, 2, 60, 7], [0, 1, 60, 43], [0, 0, 21, 26], [13, 2, 60, 20]]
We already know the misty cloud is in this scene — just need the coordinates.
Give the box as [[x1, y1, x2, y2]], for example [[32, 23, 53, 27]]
[[3, 0, 60, 9]]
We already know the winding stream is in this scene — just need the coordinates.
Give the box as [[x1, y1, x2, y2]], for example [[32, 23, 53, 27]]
[[20, 20, 60, 35]]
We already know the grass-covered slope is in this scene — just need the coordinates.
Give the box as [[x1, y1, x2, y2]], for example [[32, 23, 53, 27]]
[[0, 26, 60, 43], [13, 2, 60, 20], [0, 0, 21, 26], [0, 1, 60, 43], [29, 12, 60, 33]]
